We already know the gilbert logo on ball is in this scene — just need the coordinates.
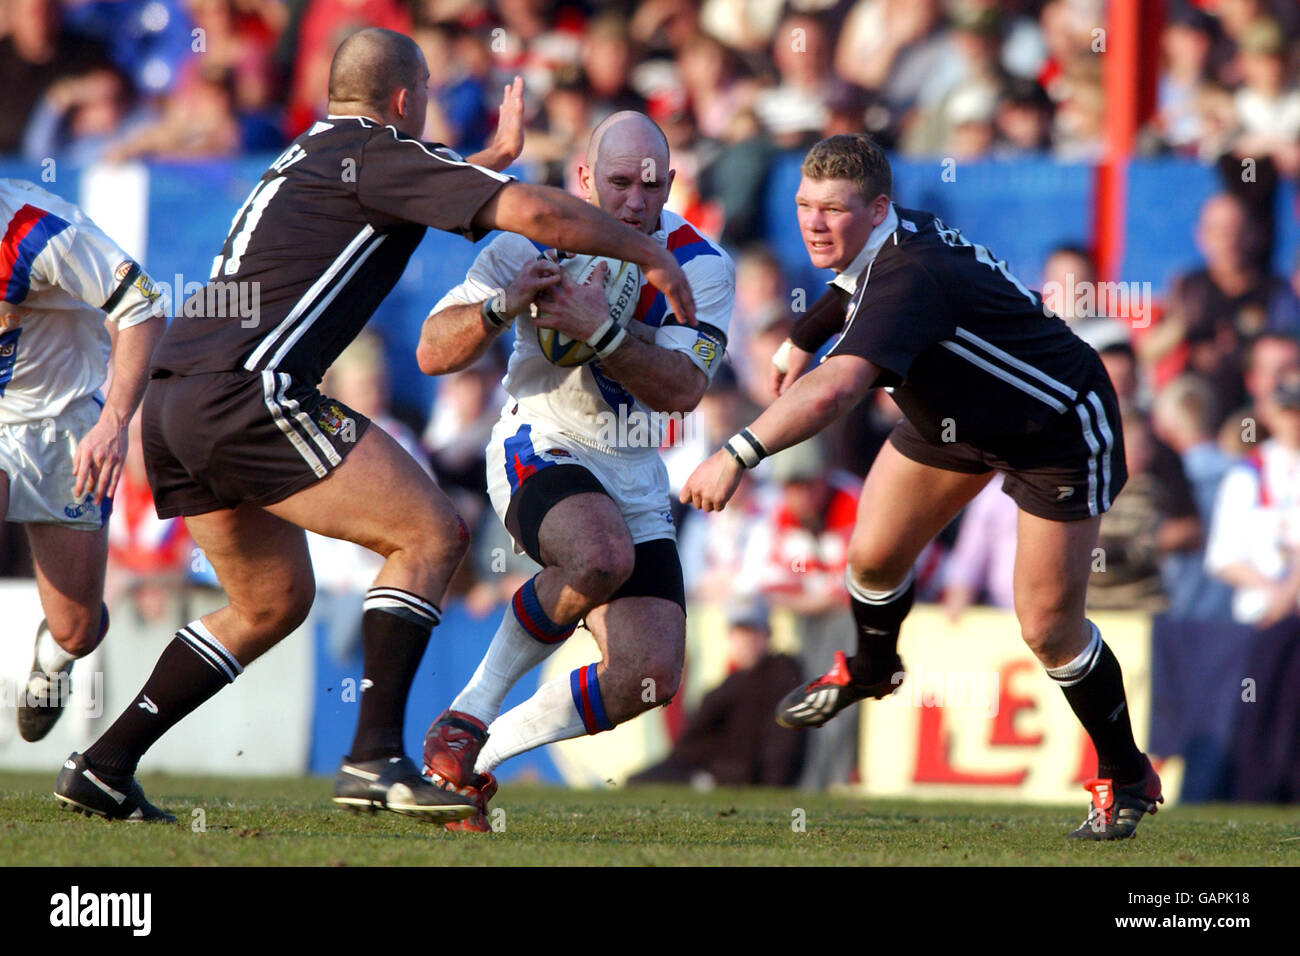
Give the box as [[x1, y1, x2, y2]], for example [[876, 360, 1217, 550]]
[[535, 251, 641, 367]]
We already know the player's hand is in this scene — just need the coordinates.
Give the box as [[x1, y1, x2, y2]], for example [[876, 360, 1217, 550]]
[[680, 448, 744, 512], [488, 76, 526, 169], [769, 339, 812, 396], [502, 257, 562, 318], [532, 262, 609, 340], [643, 248, 696, 327], [73, 415, 127, 508]]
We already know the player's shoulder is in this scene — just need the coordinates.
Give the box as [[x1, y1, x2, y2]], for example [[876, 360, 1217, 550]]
[[482, 230, 546, 265], [0, 178, 86, 231], [658, 209, 734, 282]]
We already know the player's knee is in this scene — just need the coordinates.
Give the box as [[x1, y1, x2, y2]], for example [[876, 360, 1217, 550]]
[[46, 606, 105, 658], [1016, 600, 1076, 657], [642, 658, 682, 708], [569, 537, 634, 604], [244, 576, 315, 639]]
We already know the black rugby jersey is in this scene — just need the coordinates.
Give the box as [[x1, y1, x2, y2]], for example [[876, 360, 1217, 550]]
[[794, 205, 1108, 449], [150, 116, 510, 384]]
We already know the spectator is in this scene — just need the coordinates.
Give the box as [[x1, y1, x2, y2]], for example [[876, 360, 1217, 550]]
[[1151, 374, 1237, 619], [676, 31, 758, 145], [106, 409, 193, 624], [627, 598, 804, 788], [1040, 243, 1133, 352], [0, 0, 112, 152], [942, 473, 1018, 619], [1206, 373, 1300, 627], [104, 63, 242, 160], [1230, 18, 1300, 176], [1140, 194, 1300, 392], [994, 77, 1053, 154], [21, 66, 154, 166], [1152, 4, 1216, 154], [1089, 411, 1200, 612], [1222, 332, 1300, 452], [752, 14, 833, 150], [740, 437, 862, 789], [580, 11, 645, 124]]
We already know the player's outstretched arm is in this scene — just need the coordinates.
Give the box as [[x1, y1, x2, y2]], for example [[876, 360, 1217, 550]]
[[681, 353, 878, 512], [416, 258, 561, 376], [464, 76, 525, 173], [74, 313, 165, 505], [473, 182, 696, 326]]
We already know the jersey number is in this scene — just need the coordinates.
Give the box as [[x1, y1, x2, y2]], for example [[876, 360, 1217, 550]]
[[0, 327, 22, 398], [934, 219, 1038, 307], [210, 144, 304, 278]]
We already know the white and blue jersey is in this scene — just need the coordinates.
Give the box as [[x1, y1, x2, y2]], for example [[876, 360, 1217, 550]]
[[0, 179, 160, 426], [432, 208, 735, 547]]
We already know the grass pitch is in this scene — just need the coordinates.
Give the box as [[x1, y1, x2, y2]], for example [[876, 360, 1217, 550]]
[[1, 771, 1296, 866]]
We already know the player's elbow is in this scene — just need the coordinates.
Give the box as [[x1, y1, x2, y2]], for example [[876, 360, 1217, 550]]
[[416, 340, 447, 377]]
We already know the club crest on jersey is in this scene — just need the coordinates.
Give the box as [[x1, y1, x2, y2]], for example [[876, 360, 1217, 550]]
[[544, 448, 572, 459], [692, 333, 720, 370], [315, 402, 355, 440]]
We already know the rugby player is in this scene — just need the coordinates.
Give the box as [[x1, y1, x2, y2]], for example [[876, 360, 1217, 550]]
[[418, 111, 734, 830], [1, 178, 164, 743], [53, 30, 696, 822], [682, 134, 1162, 840]]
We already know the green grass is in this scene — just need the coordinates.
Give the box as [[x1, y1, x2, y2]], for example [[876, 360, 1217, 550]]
[[1, 771, 1296, 866]]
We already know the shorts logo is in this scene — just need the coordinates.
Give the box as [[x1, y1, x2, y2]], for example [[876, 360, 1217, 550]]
[[64, 499, 94, 519], [315, 402, 354, 438], [1056, 486, 1075, 500]]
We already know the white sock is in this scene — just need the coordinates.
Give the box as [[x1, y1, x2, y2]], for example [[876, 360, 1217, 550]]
[[36, 624, 77, 675], [475, 664, 611, 774], [451, 578, 571, 724]]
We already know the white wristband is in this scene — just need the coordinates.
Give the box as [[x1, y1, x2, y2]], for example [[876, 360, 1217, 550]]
[[772, 338, 794, 374], [726, 429, 768, 469], [587, 317, 627, 359]]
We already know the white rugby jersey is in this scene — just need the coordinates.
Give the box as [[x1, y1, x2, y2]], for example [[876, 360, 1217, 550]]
[[432, 209, 734, 455], [0, 179, 161, 424]]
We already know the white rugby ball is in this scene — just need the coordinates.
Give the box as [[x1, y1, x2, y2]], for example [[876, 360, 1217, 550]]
[[535, 252, 641, 367]]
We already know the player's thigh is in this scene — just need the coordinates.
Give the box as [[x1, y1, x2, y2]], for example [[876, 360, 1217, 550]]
[[1012, 510, 1100, 660], [0, 468, 9, 520], [263, 423, 463, 558], [586, 595, 686, 691], [849, 441, 993, 586], [186, 504, 315, 636], [25, 521, 109, 643], [535, 490, 635, 576]]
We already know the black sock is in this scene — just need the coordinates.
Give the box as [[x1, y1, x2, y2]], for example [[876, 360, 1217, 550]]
[[85, 622, 241, 775], [844, 573, 914, 683], [348, 588, 441, 763], [1048, 621, 1144, 783]]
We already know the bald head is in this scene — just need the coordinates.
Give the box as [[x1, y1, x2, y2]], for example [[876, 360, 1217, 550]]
[[586, 111, 669, 170], [328, 28, 425, 114], [578, 112, 674, 234]]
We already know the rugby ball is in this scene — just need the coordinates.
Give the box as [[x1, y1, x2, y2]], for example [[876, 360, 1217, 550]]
[[535, 252, 641, 367]]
